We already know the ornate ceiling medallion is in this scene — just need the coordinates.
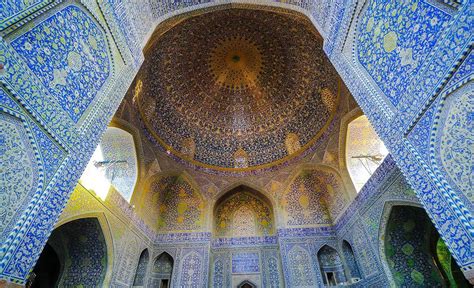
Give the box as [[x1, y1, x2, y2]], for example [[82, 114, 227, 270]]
[[209, 36, 263, 91]]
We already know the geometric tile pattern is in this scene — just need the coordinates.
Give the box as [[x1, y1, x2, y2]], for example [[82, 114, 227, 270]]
[[0, 112, 38, 245]]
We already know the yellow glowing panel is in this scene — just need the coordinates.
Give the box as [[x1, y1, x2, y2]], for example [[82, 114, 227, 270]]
[[346, 115, 388, 192]]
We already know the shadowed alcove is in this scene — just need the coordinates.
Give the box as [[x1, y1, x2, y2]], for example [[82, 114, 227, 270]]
[[29, 218, 108, 287]]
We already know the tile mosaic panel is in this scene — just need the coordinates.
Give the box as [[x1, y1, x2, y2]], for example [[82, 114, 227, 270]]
[[231, 252, 260, 274], [11, 5, 111, 123], [357, 0, 451, 107]]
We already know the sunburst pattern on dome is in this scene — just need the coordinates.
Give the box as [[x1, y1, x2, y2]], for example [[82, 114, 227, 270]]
[[209, 36, 263, 91], [138, 8, 339, 172]]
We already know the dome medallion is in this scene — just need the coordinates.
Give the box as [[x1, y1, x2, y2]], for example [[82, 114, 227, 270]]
[[209, 37, 263, 91], [137, 7, 339, 174]]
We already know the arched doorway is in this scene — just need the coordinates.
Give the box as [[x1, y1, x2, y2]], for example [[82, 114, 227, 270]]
[[28, 218, 108, 287], [151, 252, 174, 288], [237, 280, 257, 288], [383, 205, 470, 287], [317, 245, 346, 286]]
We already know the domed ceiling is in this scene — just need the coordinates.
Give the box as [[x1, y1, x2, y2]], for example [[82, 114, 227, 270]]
[[137, 7, 339, 173]]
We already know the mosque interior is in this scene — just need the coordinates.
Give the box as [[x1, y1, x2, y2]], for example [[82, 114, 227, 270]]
[[0, 1, 472, 287]]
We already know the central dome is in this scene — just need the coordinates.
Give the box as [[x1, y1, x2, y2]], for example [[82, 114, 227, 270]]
[[138, 7, 339, 173]]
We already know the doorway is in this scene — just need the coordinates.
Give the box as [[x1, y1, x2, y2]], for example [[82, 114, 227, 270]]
[[28, 244, 61, 288], [325, 272, 337, 286], [160, 279, 169, 288], [237, 280, 257, 288]]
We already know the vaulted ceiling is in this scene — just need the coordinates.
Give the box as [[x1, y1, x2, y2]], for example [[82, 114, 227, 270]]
[[135, 7, 340, 174]]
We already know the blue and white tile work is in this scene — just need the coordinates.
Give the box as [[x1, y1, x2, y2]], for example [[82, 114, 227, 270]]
[[0, 1, 131, 284], [48, 218, 108, 288], [324, 0, 474, 279], [133, 249, 149, 286], [210, 246, 283, 287], [0, 0, 48, 30], [231, 252, 260, 274], [317, 245, 346, 285], [357, 0, 451, 107], [10, 5, 111, 123], [0, 0, 473, 286]]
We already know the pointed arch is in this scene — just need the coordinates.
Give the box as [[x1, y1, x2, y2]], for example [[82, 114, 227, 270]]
[[138, 171, 206, 232], [37, 216, 112, 287], [344, 114, 388, 192], [317, 244, 346, 286], [151, 251, 174, 287], [237, 280, 257, 288], [213, 185, 275, 237], [133, 248, 149, 286], [378, 201, 423, 285], [338, 107, 363, 197], [109, 118, 146, 204], [379, 202, 456, 287], [281, 164, 350, 227], [341, 240, 361, 281], [54, 213, 114, 287], [287, 245, 316, 286], [141, 170, 202, 203], [214, 181, 274, 205], [79, 125, 139, 202]]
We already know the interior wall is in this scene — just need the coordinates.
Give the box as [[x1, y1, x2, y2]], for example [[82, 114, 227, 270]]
[[139, 173, 207, 233], [29, 147, 466, 288], [278, 156, 420, 287], [211, 246, 283, 288], [281, 167, 349, 227], [0, 1, 134, 283]]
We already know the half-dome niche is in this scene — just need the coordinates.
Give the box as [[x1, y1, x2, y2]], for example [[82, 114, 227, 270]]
[[213, 186, 275, 238]]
